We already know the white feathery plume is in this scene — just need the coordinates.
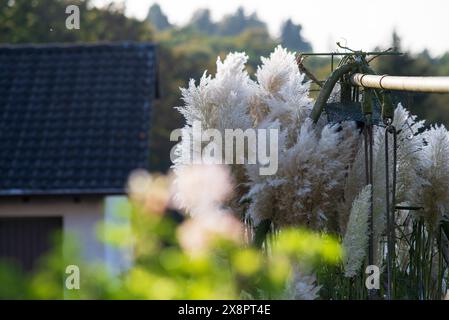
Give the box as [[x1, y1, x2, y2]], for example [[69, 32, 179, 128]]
[[174, 52, 255, 171], [268, 120, 359, 228], [177, 52, 254, 131], [343, 185, 372, 278], [245, 46, 313, 226], [339, 139, 366, 234], [284, 266, 321, 300], [255, 46, 312, 145], [173, 52, 257, 215], [244, 119, 287, 225], [174, 46, 361, 232], [387, 105, 426, 261], [417, 125, 449, 230], [256, 45, 302, 100], [393, 104, 426, 205], [209, 52, 255, 131]]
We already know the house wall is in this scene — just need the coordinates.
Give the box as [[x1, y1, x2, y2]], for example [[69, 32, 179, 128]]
[[103, 195, 133, 274], [0, 196, 107, 266]]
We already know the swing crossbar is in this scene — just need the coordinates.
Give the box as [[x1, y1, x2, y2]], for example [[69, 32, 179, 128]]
[[351, 73, 449, 94]]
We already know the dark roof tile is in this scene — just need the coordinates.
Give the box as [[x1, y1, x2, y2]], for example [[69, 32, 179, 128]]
[[0, 42, 157, 196]]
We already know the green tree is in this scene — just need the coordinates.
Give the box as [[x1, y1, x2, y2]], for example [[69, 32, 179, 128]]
[[217, 7, 266, 36], [146, 3, 172, 31], [373, 31, 449, 126], [280, 19, 312, 52], [189, 9, 216, 35], [0, 0, 153, 43]]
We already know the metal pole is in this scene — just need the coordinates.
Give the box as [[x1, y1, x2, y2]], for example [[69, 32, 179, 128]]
[[384, 124, 397, 300], [351, 74, 449, 93], [300, 52, 403, 56]]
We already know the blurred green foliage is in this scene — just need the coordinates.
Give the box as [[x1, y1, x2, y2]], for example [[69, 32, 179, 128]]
[[0, 195, 342, 299]]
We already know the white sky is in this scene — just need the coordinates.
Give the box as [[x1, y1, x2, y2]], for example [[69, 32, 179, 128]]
[[100, 0, 449, 56]]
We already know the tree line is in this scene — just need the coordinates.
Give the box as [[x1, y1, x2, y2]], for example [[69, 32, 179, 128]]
[[1, 0, 448, 171]]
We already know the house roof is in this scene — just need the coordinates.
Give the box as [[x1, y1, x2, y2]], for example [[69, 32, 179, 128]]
[[0, 42, 157, 196]]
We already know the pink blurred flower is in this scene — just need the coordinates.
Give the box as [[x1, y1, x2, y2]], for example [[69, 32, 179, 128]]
[[172, 164, 234, 216], [177, 213, 243, 256], [127, 170, 171, 215]]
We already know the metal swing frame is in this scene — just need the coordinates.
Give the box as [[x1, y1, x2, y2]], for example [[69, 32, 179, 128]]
[[253, 45, 449, 300], [306, 45, 449, 300]]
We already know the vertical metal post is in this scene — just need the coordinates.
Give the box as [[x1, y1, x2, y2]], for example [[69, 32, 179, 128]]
[[331, 54, 334, 73], [391, 127, 397, 297], [360, 86, 377, 299], [368, 124, 375, 277], [364, 121, 377, 299], [384, 123, 397, 300]]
